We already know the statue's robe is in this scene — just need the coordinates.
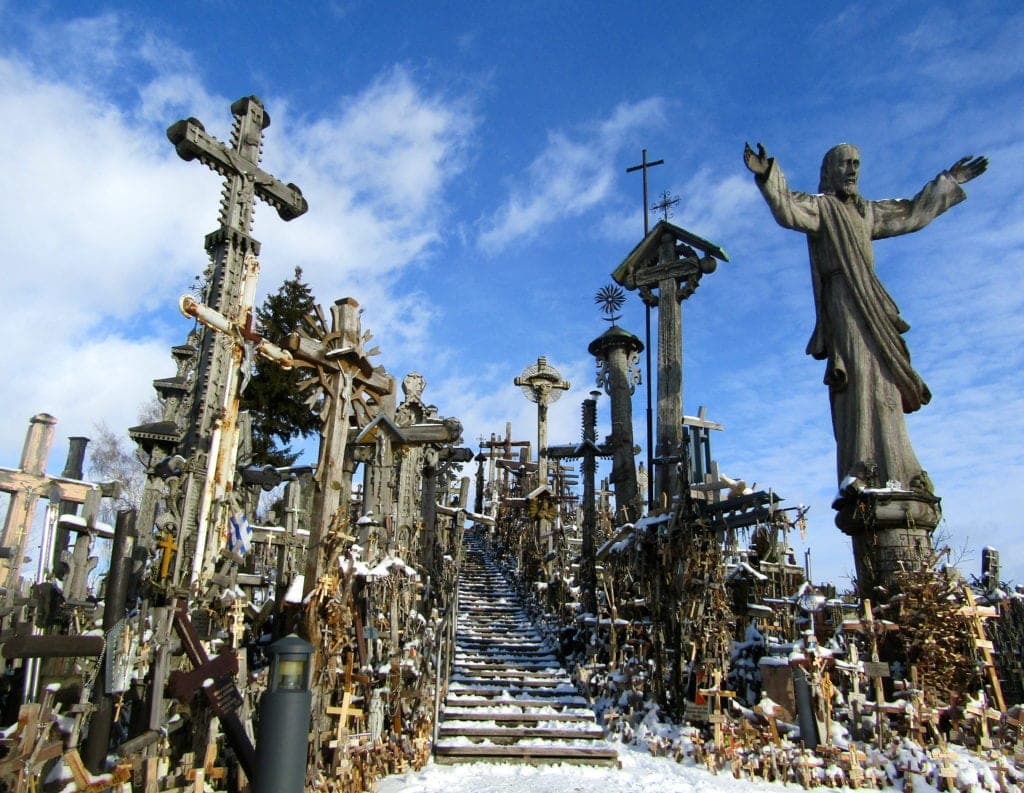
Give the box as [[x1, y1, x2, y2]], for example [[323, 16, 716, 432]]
[[755, 161, 965, 488]]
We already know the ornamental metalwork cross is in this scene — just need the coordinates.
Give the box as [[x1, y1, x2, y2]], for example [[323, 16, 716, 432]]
[[651, 190, 680, 221]]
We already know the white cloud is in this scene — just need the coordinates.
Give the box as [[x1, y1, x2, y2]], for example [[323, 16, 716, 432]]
[[0, 19, 478, 476], [0, 53, 210, 460], [478, 98, 667, 251]]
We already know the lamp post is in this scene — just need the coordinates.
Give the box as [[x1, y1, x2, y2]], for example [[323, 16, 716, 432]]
[[255, 634, 314, 793]]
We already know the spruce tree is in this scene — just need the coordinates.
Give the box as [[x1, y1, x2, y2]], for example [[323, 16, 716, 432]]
[[243, 266, 319, 466]]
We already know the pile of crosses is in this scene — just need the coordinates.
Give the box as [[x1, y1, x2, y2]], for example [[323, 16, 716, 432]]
[[465, 207, 1024, 788], [0, 96, 469, 793], [476, 418, 1024, 789]]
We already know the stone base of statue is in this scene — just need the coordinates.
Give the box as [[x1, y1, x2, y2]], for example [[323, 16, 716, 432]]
[[834, 485, 941, 597]]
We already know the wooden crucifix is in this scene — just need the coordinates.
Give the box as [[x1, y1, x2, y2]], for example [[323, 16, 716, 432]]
[[163, 95, 307, 589], [843, 599, 898, 742], [0, 414, 106, 594], [286, 297, 394, 593], [612, 221, 727, 512], [178, 252, 295, 587]]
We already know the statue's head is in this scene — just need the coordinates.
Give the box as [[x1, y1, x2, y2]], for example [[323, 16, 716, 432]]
[[819, 143, 861, 197]]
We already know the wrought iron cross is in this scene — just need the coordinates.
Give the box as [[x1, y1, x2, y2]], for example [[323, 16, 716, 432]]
[[651, 190, 680, 221]]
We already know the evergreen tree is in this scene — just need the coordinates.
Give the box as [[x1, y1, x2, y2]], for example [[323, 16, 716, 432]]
[[242, 266, 319, 466]]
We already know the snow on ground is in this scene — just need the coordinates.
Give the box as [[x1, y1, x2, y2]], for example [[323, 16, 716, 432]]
[[379, 741, 799, 793]]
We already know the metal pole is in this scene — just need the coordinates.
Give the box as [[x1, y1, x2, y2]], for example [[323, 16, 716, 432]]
[[641, 151, 653, 511], [626, 149, 662, 512]]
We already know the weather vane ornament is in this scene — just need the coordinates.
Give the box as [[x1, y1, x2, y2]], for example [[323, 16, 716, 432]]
[[595, 284, 626, 324]]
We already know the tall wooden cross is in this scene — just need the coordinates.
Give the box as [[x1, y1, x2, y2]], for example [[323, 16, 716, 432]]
[[178, 252, 295, 586], [612, 221, 728, 511], [161, 95, 307, 587], [514, 357, 570, 492], [478, 425, 531, 507], [286, 298, 394, 592], [548, 396, 614, 614]]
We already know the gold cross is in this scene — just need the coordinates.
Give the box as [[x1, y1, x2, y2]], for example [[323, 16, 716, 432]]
[[157, 530, 178, 581]]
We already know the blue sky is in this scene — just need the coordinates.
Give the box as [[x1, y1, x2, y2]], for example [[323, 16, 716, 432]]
[[1, 1, 1021, 589]]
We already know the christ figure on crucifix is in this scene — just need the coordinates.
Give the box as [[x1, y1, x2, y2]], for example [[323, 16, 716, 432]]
[[743, 142, 987, 493]]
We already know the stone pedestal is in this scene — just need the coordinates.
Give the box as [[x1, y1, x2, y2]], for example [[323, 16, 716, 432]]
[[834, 488, 940, 596]]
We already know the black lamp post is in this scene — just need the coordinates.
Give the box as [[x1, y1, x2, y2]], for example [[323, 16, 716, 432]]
[[254, 634, 314, 793]]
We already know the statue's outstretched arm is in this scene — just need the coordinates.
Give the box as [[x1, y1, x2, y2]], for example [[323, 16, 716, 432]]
[[949, 155, 988, 184]]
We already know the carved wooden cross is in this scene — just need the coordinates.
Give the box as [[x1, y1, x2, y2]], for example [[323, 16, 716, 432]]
[[178, 253, 296, 587], [840, 747, 867, 788], [0, 687, 63, 783], [342, 649, 370, 691], [697, 668, 736, 752], [167, 97, 307, 233], [959, 586, 1006, 712], [163, 95, 307, 589], [931, 745, 959, 789], [165, 600, 256, 780], [478, 426, 531, 502], [843, 598, 897, 740], [548, 396, 613, 614], [0, 414, 104, 593], [612, 222, 727, 510], [285, 298, 393, 592], [327, 690, 366, 750], [156, 529, 178, 581]]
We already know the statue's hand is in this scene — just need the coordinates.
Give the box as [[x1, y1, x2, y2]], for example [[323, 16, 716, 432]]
[[949, 154, 988, 184], [743, 142, 770, 177]]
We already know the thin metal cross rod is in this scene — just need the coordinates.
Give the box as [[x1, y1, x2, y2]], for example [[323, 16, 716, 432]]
[[626, 149, 664, 510]]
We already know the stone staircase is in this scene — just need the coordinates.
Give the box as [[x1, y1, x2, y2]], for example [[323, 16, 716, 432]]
[[434, 529, 618, 766]]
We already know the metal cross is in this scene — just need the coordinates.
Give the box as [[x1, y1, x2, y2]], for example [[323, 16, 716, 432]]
[[651, 190, 680, 221], [625, 149, 664, 510], [626, 149, 665, 236]]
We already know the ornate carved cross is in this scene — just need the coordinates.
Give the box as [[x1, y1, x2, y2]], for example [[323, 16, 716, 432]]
[[286, 298, 393, 591], [162, 95, 306, 588]]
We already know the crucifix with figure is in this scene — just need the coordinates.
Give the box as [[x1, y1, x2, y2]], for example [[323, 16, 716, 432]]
[[286, 297, 394, 591], [155, 95, 307, 588]]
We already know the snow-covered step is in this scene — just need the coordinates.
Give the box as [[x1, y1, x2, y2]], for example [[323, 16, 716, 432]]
[[442, 700, 589, 713], [435, 528, 617, 767]]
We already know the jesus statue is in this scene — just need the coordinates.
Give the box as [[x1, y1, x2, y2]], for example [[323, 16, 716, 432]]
[[743, 142, 986, 494]]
